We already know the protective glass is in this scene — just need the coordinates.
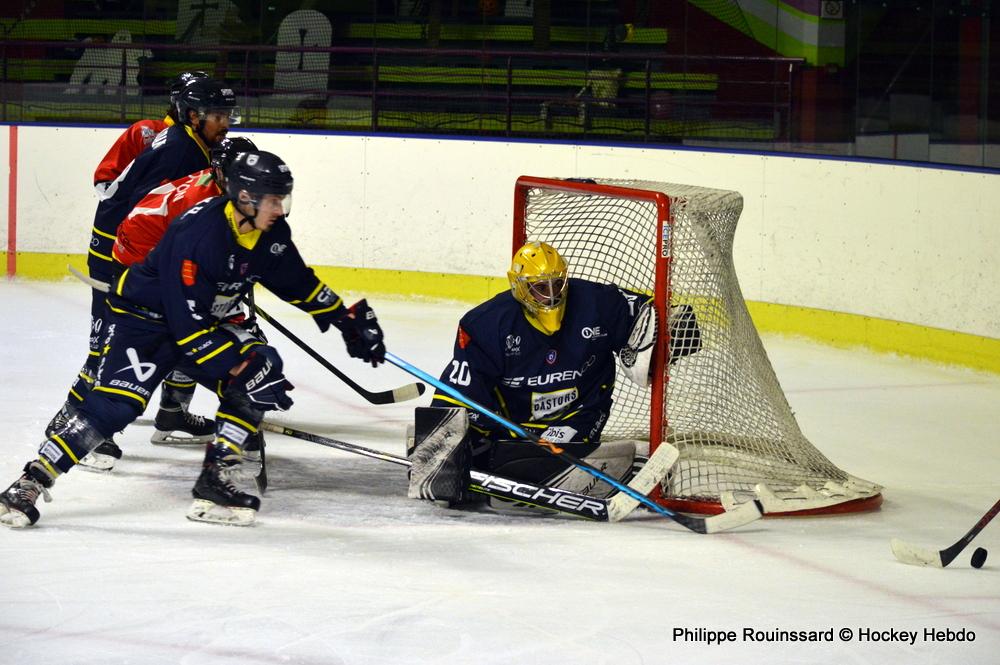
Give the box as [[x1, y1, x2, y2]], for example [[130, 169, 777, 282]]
[[204, 107, 242, 125], [256, 193, 292, 217]]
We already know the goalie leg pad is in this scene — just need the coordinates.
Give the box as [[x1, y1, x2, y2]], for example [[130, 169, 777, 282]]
[[408, 407, 473, 505], [541, 439, 637, 499], [489, 439, 635, 499]]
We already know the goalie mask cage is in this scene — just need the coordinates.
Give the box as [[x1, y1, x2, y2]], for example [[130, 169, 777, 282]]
[[513, 176, 882, 516]]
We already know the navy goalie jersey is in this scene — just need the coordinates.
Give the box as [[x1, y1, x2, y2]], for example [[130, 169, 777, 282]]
[[432, 278, 647, 445]]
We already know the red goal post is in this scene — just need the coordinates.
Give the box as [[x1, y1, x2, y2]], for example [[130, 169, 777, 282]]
[[513, 175, 882, 516]]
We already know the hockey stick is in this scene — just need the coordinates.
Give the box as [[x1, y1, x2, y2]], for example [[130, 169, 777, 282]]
[[253, 305, 425, 405], [69, 265, 111, 292], [890, 499, 1000, 568], [68, 264, 425, 406], [383, 352, 762, 533], [261, 420, 683, 523], [259, 421, 613, 521]]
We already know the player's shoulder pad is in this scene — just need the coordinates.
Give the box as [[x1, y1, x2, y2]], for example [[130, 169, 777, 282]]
[[457, 291, 517, 347]]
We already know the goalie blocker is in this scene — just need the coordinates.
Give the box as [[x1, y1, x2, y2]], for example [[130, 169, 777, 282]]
[[407, 407, 637, 510]]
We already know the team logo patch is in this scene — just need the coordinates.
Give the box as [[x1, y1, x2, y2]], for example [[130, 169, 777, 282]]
[[505, 334, 521, 356], [181, 259, 198, 286], [457, 326, 472, 350], [545, 349, 558, 365], [240, 262, 249, 276]]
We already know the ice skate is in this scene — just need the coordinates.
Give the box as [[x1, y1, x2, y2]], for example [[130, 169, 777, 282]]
[[0, 462, 55, 528], [187, 457, 261, 526], [77, 439, 123, 472], [151, 406, 215, 445]]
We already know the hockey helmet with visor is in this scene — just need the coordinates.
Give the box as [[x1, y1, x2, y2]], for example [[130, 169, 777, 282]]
[[175, 78, 241, 126], [225, 151, 293, 221], [508, 241, 569, 335]]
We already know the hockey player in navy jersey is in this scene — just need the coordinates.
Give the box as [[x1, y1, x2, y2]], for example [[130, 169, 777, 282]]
[[93, 70, 208, 200], [49, 77, 239, 470], [408, 241, 701, 508], [0, 150, 386, 528]]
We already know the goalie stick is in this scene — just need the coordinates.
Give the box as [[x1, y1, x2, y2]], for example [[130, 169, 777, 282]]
[[66, 265, 426, 406], [263, 421, 604, 520], [383, 352, 763, 534], [253, 304, 425, 405], [890, 498, 1000, 568], [261, 420, 689, 523]]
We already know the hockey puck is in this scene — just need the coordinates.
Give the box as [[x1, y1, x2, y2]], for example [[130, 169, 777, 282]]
[[971, 547, 988, 569]]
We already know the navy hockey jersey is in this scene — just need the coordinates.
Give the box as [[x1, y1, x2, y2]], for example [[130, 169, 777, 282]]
[[110, 196, 343, 378], [88, 123, 211, 275], [432, 278, 646, 444]]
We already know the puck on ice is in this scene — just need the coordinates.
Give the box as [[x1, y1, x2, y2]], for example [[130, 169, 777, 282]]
[[971, 547, 988, 569]]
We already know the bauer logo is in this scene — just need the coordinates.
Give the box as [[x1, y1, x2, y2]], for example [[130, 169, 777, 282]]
[[118, 348, 157, 382]]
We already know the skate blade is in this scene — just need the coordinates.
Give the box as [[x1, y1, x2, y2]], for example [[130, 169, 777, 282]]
[[77, 453, 116, 472], [186, 499, 256, 526], [151, 430, 214, 445], [0, 504, 33, 528]]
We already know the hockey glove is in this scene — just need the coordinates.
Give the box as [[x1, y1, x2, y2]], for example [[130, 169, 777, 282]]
[[225, 346, 294, 412], [333, 299, 386, 367]]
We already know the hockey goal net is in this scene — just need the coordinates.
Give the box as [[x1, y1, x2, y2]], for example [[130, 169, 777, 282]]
[[513, 176, 882, 515]]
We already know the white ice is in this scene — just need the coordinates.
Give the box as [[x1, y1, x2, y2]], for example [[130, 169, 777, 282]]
[[0, 280, 997, 665]]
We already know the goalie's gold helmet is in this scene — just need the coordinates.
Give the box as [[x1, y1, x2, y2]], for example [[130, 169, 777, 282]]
[[508, 241, 569, 335]]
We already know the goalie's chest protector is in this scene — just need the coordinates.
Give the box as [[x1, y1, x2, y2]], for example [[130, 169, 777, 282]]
[[480, 279, 635, 422]]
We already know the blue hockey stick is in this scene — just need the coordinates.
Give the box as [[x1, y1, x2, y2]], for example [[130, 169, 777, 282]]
[[384, 351, 762, 533]]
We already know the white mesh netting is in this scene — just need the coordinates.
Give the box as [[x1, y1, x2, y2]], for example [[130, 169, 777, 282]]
[[520, 178, 881, 513]]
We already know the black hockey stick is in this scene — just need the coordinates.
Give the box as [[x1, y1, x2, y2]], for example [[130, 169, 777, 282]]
[[252, 304, 425, 405], [259, 421, 613, 521], [383, 352, 762, 533], [891, 498, 1000, 568]]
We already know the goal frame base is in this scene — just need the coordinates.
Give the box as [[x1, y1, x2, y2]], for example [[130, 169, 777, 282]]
[[658, 493, 883, 517]]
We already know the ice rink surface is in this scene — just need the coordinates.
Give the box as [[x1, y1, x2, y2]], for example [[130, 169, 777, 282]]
[[0, 281, 997, 665]]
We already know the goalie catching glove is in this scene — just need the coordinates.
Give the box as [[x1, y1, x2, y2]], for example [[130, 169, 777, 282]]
[[315, 298, 386, 367], [224, 346, 294, 411], [619, 301, 703, 387]]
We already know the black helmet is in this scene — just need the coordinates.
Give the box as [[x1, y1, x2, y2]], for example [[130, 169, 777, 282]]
[[168, 70, 208, 104], [226, 151, 293, 218], [209, 136, 257, 173], [175, 78, 240, 126]]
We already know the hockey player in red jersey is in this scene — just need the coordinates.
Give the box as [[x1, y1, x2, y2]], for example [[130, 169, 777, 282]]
[[93, 71, 207, 199], [113, 136, 256, 269]]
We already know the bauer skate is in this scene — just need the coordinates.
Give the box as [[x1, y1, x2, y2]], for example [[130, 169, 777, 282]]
[[151, 406, 215, 445], [77, 439, 123, 472], [187, 457, 261, 526], [0, 462, 54, 528]]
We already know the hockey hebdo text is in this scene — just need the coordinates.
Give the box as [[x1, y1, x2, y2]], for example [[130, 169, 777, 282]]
[[672, 626, 976, 645]]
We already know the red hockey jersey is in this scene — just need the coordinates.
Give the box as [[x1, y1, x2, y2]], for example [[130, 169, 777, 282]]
[[94, 116, 173, 195], [112, 168, 221, 267]]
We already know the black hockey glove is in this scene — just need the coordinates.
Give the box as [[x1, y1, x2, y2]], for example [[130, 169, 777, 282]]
[[225, 346, 294, 412], [333, 299, 386, 367]]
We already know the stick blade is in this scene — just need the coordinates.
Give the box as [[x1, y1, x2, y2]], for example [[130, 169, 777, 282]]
[[607, 443, 679, 522], [890, 538, 945, 567], [390, 382, 426, 403], [701, 499, 764, 534]]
